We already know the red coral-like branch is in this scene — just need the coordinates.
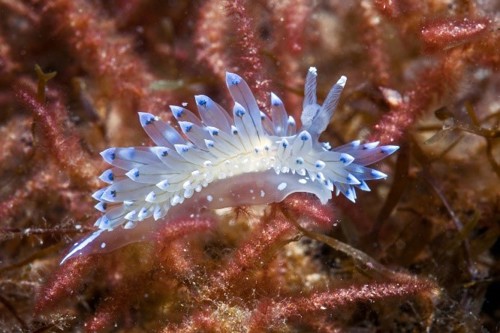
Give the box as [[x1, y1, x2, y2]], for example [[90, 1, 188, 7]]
[[204, 211, 297, 298], [224, 0, 269, 111], [41, 0, 174, 144], [421, 17, 491, 51], [36, 256, 98, 312], [370, 51, 462, 144], [248, 277, 438, 330], [195, 0, 230, 82], [15, 84, 100, 188]]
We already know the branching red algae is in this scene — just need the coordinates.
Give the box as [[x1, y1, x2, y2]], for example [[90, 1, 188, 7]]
[[0, 0, 498, 332]]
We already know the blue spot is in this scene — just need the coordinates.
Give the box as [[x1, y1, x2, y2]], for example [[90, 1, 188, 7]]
[[182, 146, 189, 153], [273, 101, 281, 106], [110, 190, 116, 198], [296, 158, 303, 165], [145, 117, 154, 125], [109, 152, 116, 160], [161, 150, 168, 157], [158, 180, 169, 189], [282, 141, 288, 148], [212, 129, 219, 136], [235, 109, 245, 118], [254, 148, 259, 153], [340, 156, 346, 163], [198, 99, 207, 106], [134, 170, 140, 178], [232, 128, 238, 135], [174, 108, 184, 118], [300, 134, 309, 141], [108, 172, 114, 181], [101, 202, 107, 210], [184, 124, 193, 132]]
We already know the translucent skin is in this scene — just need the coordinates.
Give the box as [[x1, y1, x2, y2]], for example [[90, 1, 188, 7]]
[[61, 68, 398, 263], [62, 170, 331, 261]]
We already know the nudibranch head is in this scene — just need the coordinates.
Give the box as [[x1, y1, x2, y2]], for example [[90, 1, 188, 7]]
[[61, 67, 398, 263]]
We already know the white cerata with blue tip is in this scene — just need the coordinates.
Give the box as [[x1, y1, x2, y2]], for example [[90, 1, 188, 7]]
[[61, 67, 399, 263]]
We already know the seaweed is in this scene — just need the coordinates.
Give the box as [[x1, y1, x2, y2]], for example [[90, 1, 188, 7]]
[[0, 0, 498, 332]]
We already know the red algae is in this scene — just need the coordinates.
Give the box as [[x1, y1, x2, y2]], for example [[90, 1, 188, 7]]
[[421, 17, 491, 51], [0, 0, 498, 332]]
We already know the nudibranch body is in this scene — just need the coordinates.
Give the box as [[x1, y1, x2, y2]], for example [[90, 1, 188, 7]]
[[61, 68, 398, 263]]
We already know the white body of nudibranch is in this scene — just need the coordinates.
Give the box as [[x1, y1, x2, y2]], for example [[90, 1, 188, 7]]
[[61, 67, 399, 263]]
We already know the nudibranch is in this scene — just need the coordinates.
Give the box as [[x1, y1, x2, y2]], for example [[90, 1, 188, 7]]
[[61, 68, 398, 263]]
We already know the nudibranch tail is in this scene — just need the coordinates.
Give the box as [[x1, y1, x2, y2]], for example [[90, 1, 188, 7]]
[[61, 67, 399, 264]]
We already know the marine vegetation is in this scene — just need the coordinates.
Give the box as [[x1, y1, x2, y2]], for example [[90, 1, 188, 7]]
[[0, 0, 498, 332]]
